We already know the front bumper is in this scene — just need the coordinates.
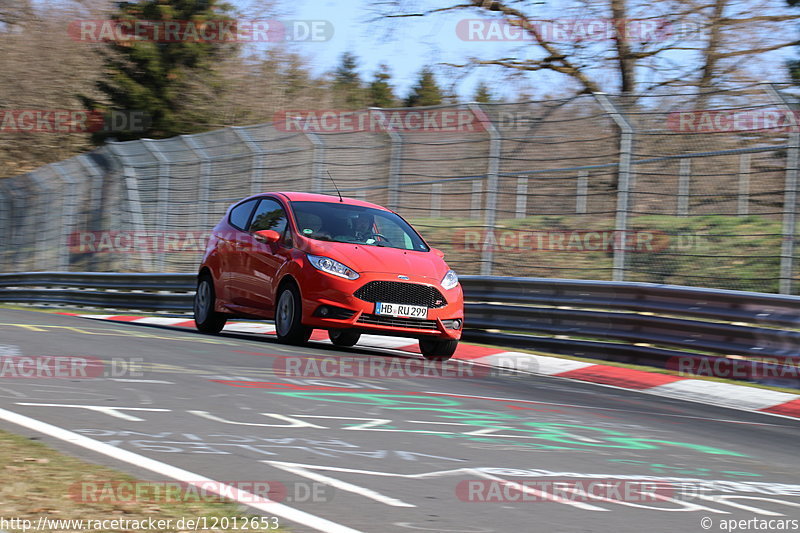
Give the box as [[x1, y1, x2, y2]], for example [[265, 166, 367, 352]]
[[299, 271, 464, 340]]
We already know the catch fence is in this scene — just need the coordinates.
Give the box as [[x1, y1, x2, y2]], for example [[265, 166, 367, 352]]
[[1, 82, 798, 293]]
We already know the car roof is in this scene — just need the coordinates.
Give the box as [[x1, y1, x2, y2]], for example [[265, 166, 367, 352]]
[[250, 191, 392, 212]]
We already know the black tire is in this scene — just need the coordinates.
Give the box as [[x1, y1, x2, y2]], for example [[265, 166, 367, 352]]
[[275, 283, 312, 345], [328, 329, 361, 347], [419, 338, 458, 361], [194, 275, 227, 334]]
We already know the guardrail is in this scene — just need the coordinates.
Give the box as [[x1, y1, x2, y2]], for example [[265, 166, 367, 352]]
[[1, 272, 798, 387]]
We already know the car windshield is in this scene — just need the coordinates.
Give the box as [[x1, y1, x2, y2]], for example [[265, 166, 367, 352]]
[[290, 201, 429, 252]]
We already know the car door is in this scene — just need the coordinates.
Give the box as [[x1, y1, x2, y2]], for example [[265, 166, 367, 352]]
[[220, 198, 259, 307], [236, 197, 292, 312]]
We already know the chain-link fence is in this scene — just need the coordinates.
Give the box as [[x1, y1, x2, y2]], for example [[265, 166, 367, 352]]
[[1, 82, 798, 294]]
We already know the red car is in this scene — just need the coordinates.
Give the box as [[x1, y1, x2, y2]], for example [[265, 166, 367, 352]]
[[193, 192, 464, 359]]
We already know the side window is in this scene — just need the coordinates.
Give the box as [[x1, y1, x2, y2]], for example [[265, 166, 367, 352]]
[[375, 214, 412, 250], [249, 198, 289, 241], [229, 199, 258, 230]]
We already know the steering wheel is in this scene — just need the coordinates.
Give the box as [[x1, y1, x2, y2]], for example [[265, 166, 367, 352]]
[[370, 233, 391, 243]]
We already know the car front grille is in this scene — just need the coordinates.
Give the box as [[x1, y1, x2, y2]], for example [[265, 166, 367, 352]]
[[357, 313, 439, 330], [354, 281, 446, 308]]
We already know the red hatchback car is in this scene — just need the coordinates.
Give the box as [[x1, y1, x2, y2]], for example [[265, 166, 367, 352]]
[[193, 192, 464, 359]]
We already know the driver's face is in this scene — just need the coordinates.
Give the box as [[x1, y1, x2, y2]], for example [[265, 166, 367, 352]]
[[355, 216, 372, 232]]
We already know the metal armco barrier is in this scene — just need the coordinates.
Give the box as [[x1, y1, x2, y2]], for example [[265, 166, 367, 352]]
[[1, 272, 798, 386]]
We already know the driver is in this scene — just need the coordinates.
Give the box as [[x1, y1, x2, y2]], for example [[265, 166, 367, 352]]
[[353, 213, 375, 240]]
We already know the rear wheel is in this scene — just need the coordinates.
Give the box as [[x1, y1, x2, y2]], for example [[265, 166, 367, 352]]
[[194, 275, 227, 334], [328, 329, 361, 347], [275, 284, 312, 345], [419, 338, 458, 361]]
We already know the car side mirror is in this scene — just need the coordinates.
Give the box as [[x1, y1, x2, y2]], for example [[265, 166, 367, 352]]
[[431, 248, 445, 258], [253, 229, 281, 243]]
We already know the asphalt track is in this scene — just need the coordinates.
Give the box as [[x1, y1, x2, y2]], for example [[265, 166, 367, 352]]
[[0, 308, 799, 533]]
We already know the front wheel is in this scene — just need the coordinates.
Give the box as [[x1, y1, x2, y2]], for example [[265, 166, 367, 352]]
[[194, 276, 227, 334], [419, 338, 458, 361], [328, 329, 361, 347], [275, 284, 312, 345]]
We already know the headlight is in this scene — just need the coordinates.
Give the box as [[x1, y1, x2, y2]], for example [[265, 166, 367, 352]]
[[441, 269, 458, 290], [308, 254, 360, 280]]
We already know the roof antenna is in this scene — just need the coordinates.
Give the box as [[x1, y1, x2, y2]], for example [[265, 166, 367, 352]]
[[327, 169, 344, 202]]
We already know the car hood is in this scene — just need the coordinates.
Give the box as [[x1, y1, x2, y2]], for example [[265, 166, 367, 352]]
[[302, 240, 450, 281]]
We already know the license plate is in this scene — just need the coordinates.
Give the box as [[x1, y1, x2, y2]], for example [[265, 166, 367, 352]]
[[375, 302, 428, 319]]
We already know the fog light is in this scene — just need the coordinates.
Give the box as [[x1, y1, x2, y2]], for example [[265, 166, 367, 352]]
[[453, 319, 462, 330], [313, 305, 356, 319]]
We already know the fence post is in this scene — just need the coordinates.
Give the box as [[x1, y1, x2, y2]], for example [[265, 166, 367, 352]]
[[78, 154, 105, 231], [576, 170, 588, 214], [369, 108, 403, 211], [304, 131, 325, 194], [678, 158, 691, 217], [142, 140, 170, 271], [121, 167, 152, 272], [471, 179, 482, 218], [431, 182, 442, 218], [0, 181, 10, 270], [594, 93, 634, 282], [27, 172, 53, 270], [77, 153, 109, 270], [232, 126, 267, 195], [516, 175, 528, 219], [2, 180, 22, 271], [470, 103, 500, 276], [53, 163, 81, 271], [181, 135, 214, 230], [737, 153, 751, 216], [765, 84, 798, 294]]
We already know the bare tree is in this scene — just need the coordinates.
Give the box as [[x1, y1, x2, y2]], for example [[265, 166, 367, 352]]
[[370, 0, 800, 96], [0, 0, 34, 28]]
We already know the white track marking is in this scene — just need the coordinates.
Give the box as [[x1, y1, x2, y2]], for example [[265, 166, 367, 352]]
[[264, 461, 606, 511], [108, 378, 174, 384], [267, 461, 415, 508], [474, 351, 595, 375], [135, 317, 191, 326], [15, 403, 170, 421], [223, 323, 276, 334], [645, 380, 800, 411], [0, 407, 365, 533], [419, 391, 790, 426]]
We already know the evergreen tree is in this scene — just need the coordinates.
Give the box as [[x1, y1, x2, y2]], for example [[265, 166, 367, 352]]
[[473, 81, 493, 103], [282, 53, 313, 97], [332, 51, 364, 109], [82, 0, 238, 142], [368, 64, 395, 108], [404, 67, 443, 107]]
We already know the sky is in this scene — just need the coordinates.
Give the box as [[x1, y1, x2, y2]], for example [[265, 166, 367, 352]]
[[249, 0, 800, 100], [255, 0, 543, 101], [44, 0, 800, 100]]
